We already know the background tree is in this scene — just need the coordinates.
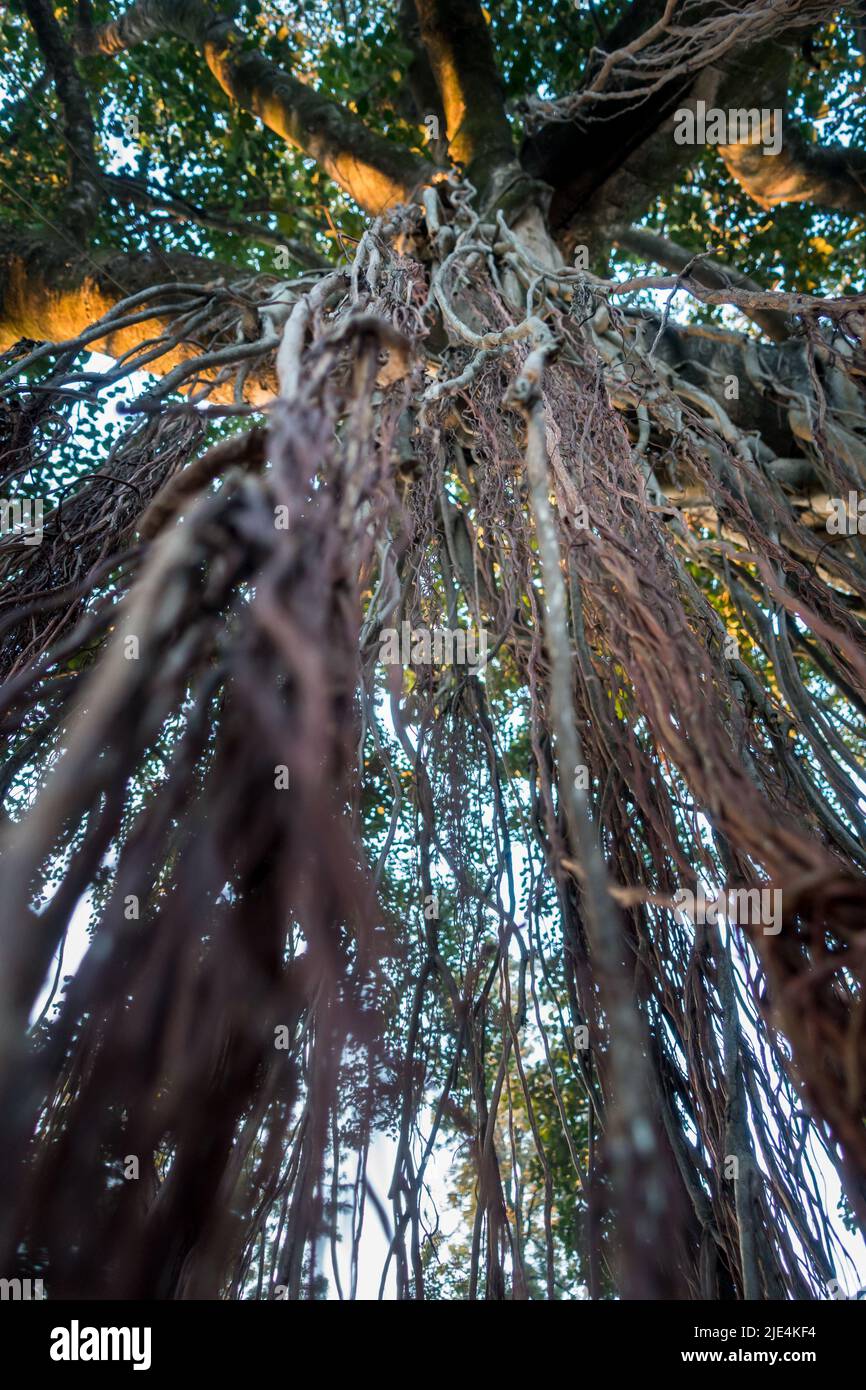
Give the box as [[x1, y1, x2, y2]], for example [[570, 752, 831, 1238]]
[[0, 0, 865, 1300]]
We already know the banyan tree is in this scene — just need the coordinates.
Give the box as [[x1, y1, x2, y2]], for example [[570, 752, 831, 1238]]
[[0, 0, 865, 1300]]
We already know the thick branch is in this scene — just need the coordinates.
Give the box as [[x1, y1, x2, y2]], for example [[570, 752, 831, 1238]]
[[73, 0, 166, 53], [520, 18, 827, 251], [600, 307, 866, 470], [721, 125, 866, 213], [412, 0, 514, 196], [0, 229, 209, 348], [77, 0, 434, 213], [521, 58, 701, 250], [397, 0, 445, 148], [0, 228, 277, 401], [23, 0, 101, 235], [714, 36, 866, 213]]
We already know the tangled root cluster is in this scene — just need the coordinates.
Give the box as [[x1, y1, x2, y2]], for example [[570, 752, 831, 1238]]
[[0, 180, 864, 1299]]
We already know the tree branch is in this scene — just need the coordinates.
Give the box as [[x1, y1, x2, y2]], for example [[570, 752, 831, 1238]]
[[601, 267, 865, 325], [714, 36, 866, 214], [397, 0, 445, 152], [519, 10, 835, 251], [0, 226, 279, 401], [721, 125, 866, 213], [77, 0, 434, 213], [412, 0, 514, 198], [23, 0, 101, 236], [106, 173, 333, 268], [614, 224, 794, 340]]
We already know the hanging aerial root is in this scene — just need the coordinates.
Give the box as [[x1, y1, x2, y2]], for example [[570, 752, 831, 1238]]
[[0, 186, 863, 1299]]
